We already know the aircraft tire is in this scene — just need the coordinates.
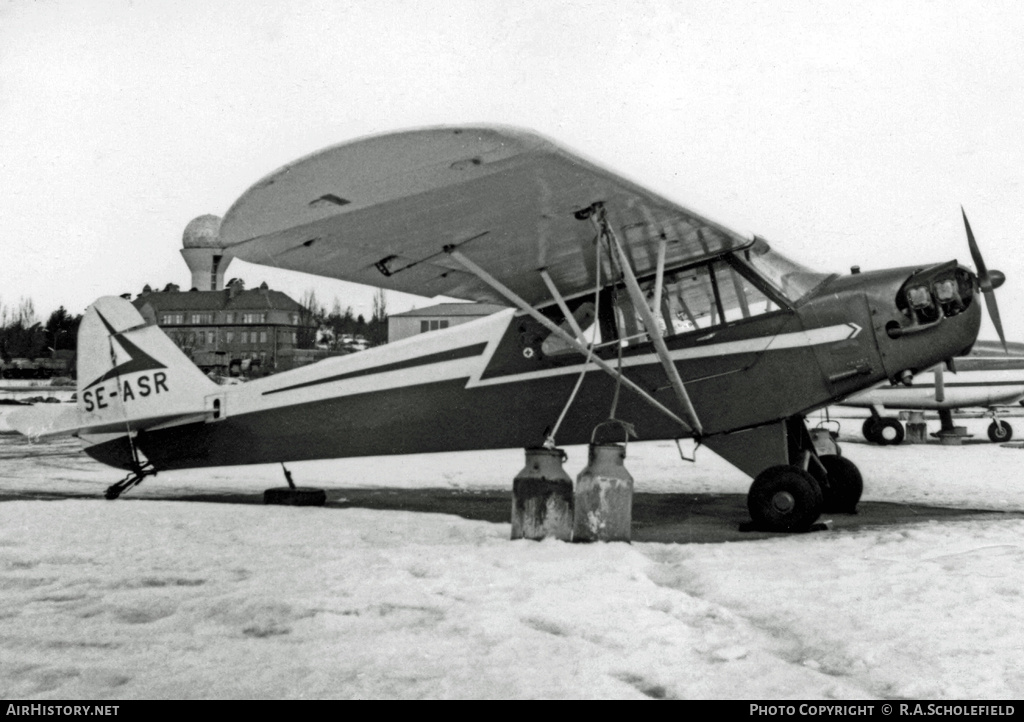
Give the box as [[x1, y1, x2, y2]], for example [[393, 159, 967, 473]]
[[818, 454, 863, 513], [988, 421, 1013, 443], [263, 487, 327, 506], [874, 418, 905, 445], [747, 465, 823, 532], [862, 418, 882, 444]]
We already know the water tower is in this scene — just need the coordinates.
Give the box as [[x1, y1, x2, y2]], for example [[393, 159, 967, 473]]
[[180, 214, 233, 291]]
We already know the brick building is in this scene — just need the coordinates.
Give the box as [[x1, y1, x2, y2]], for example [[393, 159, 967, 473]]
[[133, 280, 313, 375]]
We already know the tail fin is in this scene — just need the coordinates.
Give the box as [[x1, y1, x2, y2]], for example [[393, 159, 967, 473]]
[[77, 295, 217, 428], [12, 296, 216, 438]]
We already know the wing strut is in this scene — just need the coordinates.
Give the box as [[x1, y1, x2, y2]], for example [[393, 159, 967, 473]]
[[446, 248, 693, 433], [540, 269, 588, 343], [587, 204, 704, 437]]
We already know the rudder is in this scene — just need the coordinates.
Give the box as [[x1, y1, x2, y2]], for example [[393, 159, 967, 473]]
[[77, 296, 216, 427]]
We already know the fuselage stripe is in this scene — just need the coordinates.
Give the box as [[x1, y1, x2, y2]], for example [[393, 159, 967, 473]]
[[874, 381, 1024, 390], [262, 342, 489, 396]]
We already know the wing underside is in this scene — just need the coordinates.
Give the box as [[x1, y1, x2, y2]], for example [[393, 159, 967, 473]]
[[219, 126, 751, 306]]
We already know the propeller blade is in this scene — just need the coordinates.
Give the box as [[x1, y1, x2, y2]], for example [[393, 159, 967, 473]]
[[935, 363, 945, 404], [962, 206, 989, 287], [985, 289, 1009, 354], [961, 206, 1008, 354]]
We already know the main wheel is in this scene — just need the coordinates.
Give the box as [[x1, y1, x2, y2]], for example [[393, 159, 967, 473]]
[[988, 420, 1013, 443], [747, 465, 823, 532], [818, 454, 863, 513]]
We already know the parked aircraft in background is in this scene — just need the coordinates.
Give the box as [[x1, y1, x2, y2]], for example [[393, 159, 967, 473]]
[[841, 340, 1024, 444], [11, 126, 1005, 532]]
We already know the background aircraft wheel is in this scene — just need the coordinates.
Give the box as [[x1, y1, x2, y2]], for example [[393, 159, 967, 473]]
[[747, 465, 823, 532], [862, 418, 882, 444], [988, 421, 1013, 443], [818, 454, 863, 513], [874, 417, 905, 445], [263, 487, 327, 506]]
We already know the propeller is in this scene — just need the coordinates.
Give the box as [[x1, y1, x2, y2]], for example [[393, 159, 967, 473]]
[[962, 207, 1008, 353]]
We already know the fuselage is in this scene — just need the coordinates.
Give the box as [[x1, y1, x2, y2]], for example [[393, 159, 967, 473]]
[[82, 247, 982, 475]]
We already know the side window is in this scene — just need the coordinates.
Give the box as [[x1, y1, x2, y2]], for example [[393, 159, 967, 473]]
[[661, 264, 721, 334], [651, 259, 781, 339], [712, 262, 777, 323]]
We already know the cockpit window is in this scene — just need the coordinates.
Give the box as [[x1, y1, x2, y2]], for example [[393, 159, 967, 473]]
[[737, 237, 832, 303], [600, 257, 783, 347], [538, 239, 826, 353], [656, 260, 780, 335]]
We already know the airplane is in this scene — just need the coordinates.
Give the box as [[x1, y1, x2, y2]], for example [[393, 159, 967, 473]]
[[11, 126, 1006, 533], [840, 340, 1024, 444]]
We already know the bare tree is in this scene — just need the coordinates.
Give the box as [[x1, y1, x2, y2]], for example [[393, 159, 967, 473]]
[[372, 288, 387, 322], [369, 288, 389, 346], [296, 289, 325, 349], [16, 297, 37, 327]]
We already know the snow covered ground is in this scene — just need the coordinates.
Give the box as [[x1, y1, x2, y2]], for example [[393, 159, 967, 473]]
[[2, 412, 1023, 699]]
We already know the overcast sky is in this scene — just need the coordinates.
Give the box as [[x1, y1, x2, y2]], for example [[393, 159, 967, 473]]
[[2, 0, 1022, 339]]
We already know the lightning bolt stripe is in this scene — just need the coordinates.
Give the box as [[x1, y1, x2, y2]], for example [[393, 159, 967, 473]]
[[82, 311, 167, 391]]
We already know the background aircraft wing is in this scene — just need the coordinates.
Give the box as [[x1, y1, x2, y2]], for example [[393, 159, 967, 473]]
[[219, 126, 751, 306]]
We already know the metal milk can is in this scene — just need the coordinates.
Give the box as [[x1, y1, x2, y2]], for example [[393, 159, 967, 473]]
[[511, 447, 574, 541], [573, 428, 634, 543]]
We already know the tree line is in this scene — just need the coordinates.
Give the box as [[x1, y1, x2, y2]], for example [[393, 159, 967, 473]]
[[0, 285, 388, 373], [0, 299, 81, 362], [298, 288, 389, 350]]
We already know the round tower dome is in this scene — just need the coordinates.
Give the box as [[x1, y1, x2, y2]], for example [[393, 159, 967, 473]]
[[182, 214, 223, 248]]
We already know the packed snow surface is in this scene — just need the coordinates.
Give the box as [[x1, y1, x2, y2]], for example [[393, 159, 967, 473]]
[[2, 412, 1023, 699]]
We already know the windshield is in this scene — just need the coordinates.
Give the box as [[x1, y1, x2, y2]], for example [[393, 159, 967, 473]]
[[739, 237, 832, 303]]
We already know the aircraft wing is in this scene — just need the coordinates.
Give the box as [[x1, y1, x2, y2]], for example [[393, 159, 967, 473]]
[[219, 126, 752, 306]]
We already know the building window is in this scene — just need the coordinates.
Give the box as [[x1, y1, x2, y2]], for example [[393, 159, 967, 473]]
[[242, 313, 267, 323], [207, 331, 215, 345], [420, 319, 450, 332], [259, 331, 267, 344], [161, 313, 185, 325], [225, 312, 234, 324], [291, 313, 300, 325], [191, 313, 214, 324], [226, 332, 234, 343], [292, 332, 297, 344]]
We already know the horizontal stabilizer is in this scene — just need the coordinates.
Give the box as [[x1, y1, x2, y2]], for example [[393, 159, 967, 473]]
[[9, 404, 211, 440]]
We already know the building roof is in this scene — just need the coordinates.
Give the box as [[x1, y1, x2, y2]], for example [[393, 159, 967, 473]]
[[133, 287, 303, 313], [389, 302, 506, 318]]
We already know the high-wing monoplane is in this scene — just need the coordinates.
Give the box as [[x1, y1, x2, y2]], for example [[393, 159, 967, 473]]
[[13, 127, 1005, 532]]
